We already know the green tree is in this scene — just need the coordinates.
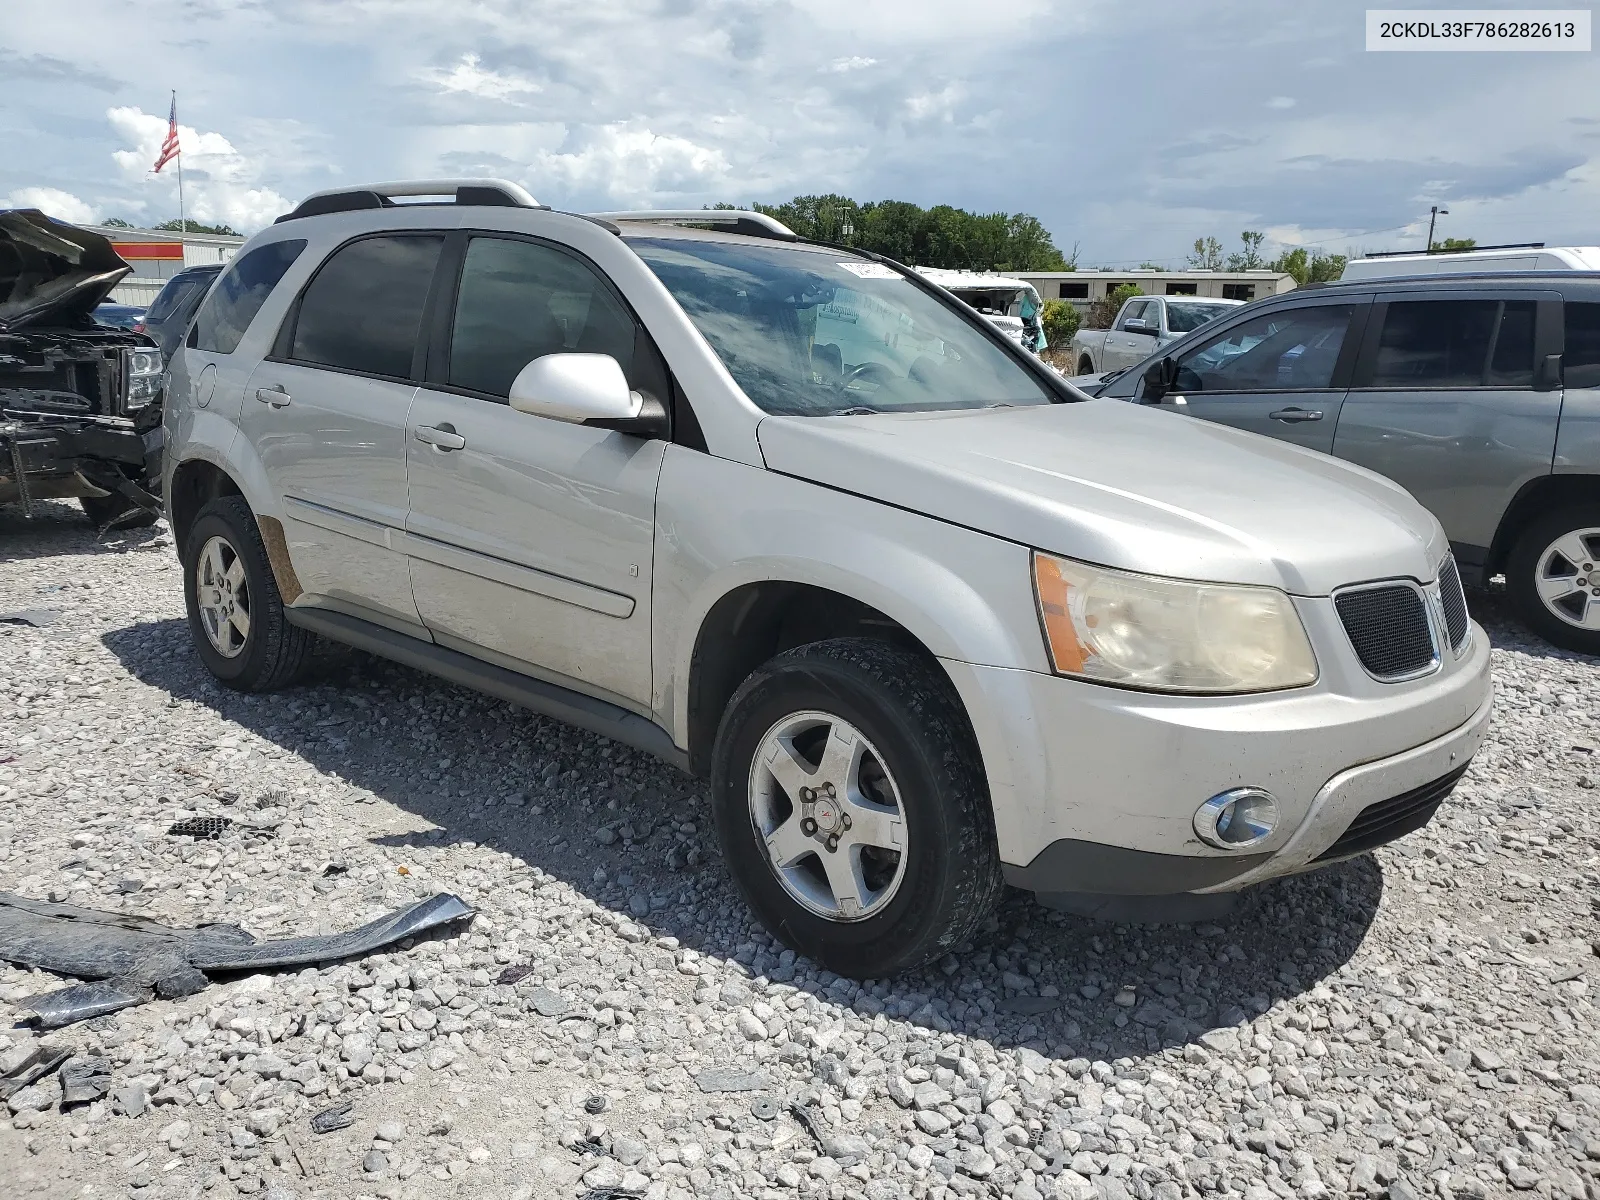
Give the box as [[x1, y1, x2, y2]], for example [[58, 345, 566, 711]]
[[1186, 236, 1224, 270], [1087, 282, 1143, 329], [1431, 236, 1477, 252], [1225, 231, 1266, 271], [1268, 246, 1347, 286], [155, 218, 241, 236], [1139, 261, 1168, 271], [101, 217, 135, 229], [1040, 298, 1081, 346]]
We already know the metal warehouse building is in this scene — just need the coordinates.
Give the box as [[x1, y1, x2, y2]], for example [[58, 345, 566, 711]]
[[1012, 268, 1296, 311], [82, 225, 246, 306]]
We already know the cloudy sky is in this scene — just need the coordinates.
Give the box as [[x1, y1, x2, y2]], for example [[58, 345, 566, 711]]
[[2, 0, 1597, 266]]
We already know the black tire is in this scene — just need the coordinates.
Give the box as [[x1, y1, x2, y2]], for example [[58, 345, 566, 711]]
[[1506, 505, 1600, 655], [710, 638, 1003, 979], [80, 493, 157, 529], [182, 495, 315, 690]]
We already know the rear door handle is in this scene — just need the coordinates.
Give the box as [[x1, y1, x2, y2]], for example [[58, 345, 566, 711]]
[[414, 424, 466, 451], [1269, 407, 1323, 423], [254, 386, 291, 408]]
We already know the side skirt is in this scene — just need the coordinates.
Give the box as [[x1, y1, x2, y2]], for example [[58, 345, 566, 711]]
[[283, 606, 690, 773]]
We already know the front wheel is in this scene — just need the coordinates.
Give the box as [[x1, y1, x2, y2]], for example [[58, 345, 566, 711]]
[[1506, 506, 1600, 654], [710, 638, 1002, 979], [182, 495, 316, 690]]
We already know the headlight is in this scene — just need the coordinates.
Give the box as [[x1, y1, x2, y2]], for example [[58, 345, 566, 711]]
[[1032, 552, 1318, 693], [124, 347, 163, 410]]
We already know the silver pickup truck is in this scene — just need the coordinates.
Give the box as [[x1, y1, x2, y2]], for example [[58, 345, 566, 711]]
[[1071, 294, 1240, 376]]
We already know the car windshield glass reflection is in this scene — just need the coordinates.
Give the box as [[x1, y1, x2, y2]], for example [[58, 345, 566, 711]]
[[631, 237, 1056, 415]]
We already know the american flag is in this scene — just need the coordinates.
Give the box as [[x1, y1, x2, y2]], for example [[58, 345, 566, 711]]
[[152, 94, 180, 174]]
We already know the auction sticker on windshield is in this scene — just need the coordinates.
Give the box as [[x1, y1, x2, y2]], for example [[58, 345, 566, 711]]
[[837, 263, 902, 280]]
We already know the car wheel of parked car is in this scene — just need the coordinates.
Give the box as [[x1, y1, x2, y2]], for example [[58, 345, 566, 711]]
[[1507, 507, 1600, 655], [710, 638, 1003, 978], [182, 495, 316, 690], [1077, 355, 1095, 376], [80, 494, 157, 529]]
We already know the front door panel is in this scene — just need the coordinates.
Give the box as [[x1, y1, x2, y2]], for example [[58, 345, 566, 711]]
[[404, 388, 664, 708]]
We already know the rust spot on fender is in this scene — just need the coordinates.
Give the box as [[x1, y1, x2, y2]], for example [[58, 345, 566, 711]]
[[256, 515, 304, 604]]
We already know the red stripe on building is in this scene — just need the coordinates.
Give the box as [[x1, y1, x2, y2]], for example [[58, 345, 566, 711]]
[[112, 242, 185, 261]]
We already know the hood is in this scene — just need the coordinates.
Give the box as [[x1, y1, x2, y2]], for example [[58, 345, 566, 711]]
[[0, 210, 131, 332], [755, 400, 1447, 596]]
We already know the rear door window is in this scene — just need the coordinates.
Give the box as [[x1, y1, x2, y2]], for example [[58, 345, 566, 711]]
[[289, 235, 443, 379], [1368, 299, 1535, 388], [192, 241, 306, 354], [1174, 304, 1355, 392], [447, 236, 636, 399], [1565, 301, 1600, 389]]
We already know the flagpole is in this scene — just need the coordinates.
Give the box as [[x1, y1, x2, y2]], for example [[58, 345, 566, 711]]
[[174, 91, 185, 238]]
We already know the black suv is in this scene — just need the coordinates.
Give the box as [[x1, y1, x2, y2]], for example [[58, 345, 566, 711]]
[[1088, 273, 1600, 653]]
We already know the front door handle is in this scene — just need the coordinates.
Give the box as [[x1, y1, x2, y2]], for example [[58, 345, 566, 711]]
[[254, 386, 291, 408], [1269, 407, 1323, 423], [414, 424, 466, 451]]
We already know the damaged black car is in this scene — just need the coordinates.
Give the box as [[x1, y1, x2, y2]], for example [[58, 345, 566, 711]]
[[1, 209, 165, 527]]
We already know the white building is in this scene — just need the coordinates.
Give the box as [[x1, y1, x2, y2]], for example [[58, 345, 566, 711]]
[[1011, 269, 1296, 311], [82, 225, 246, 306]]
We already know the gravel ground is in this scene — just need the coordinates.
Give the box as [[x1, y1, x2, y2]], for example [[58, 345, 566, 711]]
[[1, 501, 1597, 1200]]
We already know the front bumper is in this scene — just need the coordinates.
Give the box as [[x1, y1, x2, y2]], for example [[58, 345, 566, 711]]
[[941, 617, 1493, 895], [0, 409, 164, 510]]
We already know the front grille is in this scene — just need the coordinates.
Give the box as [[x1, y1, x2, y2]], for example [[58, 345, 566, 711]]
[[1438, 556, 1470, 651], [1335, 584, 1437, 680], [1313, 765, 1468, 862]]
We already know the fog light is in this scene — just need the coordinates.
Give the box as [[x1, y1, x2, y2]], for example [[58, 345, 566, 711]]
[[1194, 788, 1278, 850]]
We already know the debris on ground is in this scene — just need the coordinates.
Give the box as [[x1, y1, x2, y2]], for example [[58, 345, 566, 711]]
[[165, 816, 233, 839], [496, 961, 534, 985], [0, 1044, 71, 1099], [58, 1055, 112, 1105], [0, 891, 474, 1026], [0, 608, 59, 627], [309, 1099, 355, 1134], [694, 1065, 768, 1093]]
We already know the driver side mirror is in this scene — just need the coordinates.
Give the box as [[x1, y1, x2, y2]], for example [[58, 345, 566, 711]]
[[1141, 356, 1178, 403], [1124, 318, 1155, 335], [508, 353, 669, 438]]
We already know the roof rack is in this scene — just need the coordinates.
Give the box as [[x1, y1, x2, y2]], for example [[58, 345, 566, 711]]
[[587, 209, 798, 241], [1360, 241, 1546, 259], [276, 179, 541, 224]]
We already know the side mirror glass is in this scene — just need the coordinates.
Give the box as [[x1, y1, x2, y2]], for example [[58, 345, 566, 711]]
[[507, 353, 668, 437]]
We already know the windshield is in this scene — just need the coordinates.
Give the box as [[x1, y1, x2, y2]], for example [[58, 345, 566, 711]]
[[631, 237, 1057, 415], [1165, 301, 1233, 333]]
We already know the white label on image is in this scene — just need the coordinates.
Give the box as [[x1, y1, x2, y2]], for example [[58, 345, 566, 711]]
[[1367, 10, 1591, 50], [837, 263, 903, 280]]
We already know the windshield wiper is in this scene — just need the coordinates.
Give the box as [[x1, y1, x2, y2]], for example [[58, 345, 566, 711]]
[[1099, 367, 1129, 384], [832, 406, 882, 416]]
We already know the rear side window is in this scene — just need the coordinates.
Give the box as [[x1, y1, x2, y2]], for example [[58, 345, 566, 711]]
[[448, 236, 635, 398], [290, 235, 443, 379], [1566, 302, 1600, 389], [146, 272, 209, 323], [1175, 304, 1354, 393], [193, 241, 306, 354], [1369, 299, 1535, 388]]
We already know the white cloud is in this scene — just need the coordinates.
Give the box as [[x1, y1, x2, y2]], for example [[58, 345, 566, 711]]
[[419, 53, 542, 102], [826, 56, 878, 73], [1266, 95, 1296, 109], [532, 124, 731, 203], [106, 106, 290, 231], [2, 186, 97, 224], [905, 83, 965, 123]]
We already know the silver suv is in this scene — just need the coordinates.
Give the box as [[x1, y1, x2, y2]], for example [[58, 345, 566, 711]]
[[163, 180, 1493, 977]]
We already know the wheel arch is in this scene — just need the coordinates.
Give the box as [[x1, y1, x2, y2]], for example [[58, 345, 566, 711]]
[[1487, 474, 1600, 577]]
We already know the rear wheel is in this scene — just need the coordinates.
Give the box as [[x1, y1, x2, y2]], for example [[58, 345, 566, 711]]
[[182, 495, 315, 690], [710, 638, 1002, 978], [1507, 506, 1600, 654], [80, 493, 157, 529]]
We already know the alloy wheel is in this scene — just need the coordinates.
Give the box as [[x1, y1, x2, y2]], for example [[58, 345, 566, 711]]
[[746, 710, 908, 922], [1534, 527, 1600, 630], [196, 534, 252, 658]]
